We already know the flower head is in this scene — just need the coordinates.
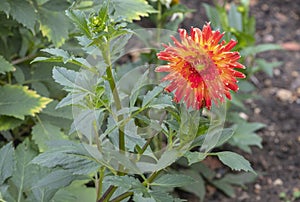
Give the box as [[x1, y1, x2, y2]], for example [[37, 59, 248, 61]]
[[156, 23, 245, 110]]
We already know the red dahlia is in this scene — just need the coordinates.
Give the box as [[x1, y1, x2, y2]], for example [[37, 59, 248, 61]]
[[156, 23, 246, 110]]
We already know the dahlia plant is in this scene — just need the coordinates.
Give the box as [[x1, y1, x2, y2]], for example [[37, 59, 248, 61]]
[[22, 1, 254, 202]]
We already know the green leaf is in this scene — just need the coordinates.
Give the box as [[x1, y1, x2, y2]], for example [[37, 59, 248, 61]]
[[54, 182, 96, 202], [41, 0, 71, 11], [8, 0, 37, 32], [133, 193, 156, 202], [216, 151, 255, 173], [184, 151, 207, 165], [0, 85, 52, 119], [0, 0, 10, 17], [256, 59, 282, 77], [31, 140, 101, 175], [41, 100, 72, 119], [179, 170, 205, 201], [32, 121, 67, 152], [0, 142, 15, 185], [52, 67, 80, 91], [0, 55, 15, 75], [228, 3, 242, 31], [151, 174, 196, 187], [229, 122, 264, 153], [142, 86, 164, 107], [215, 128, 235, 147], [35, 170, 83, 190], [240, 43, 282, 56], [154, 150, 180, 171], [105, 176, 146, 193], [111, 0, 156, 22], [203, 3, 221, 28], [0, 116, 23, 131], [149, 190, 178, 202], [66, 9, 91, 38], [11, 139, 39, 201], [38, 8, 70, 47]]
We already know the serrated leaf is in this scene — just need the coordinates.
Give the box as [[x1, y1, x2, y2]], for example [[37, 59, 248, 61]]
[[32, 121, 67, 152], [151, 174, 195, 187], [216, 151, 255, 173], [8, 0, 37, 32], [111, 0, 156, 22], [0, 116, 23, 131], [31, 140, 101, 175], [0, 85, 52, 119], [133, 193, 156, 202], [0, 142, 15, 185], [52, 67, 80, 91], [149, 190, 177, 202], [0, 55, 15, 74], [11, 139, 39, 201], [38, 8, 70, 47], [105, 176, 146, 193], [142, 86, 164, 107], [184, 151, 207, 165], [154, 150, 180, 171], [129, 69, 149, 107], [66, 9, 91, 38]]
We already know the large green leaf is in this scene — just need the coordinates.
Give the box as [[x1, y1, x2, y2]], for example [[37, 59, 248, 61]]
[[11, 139, 39, 201], [111, 0, 156, 22], [216, 151, 255, 173], [38, 8, 70, 47], [151, 174, 195, 187], [32, 121, 67, 152], [0, 142, 15, 185], [31, 140, 101, 175], [0, 55, 15, 75], [8, 0, 37, 32], [0, 85, 52, 119]]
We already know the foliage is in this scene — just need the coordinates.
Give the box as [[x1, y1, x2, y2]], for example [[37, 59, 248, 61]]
[[0, 0, 275, 202]]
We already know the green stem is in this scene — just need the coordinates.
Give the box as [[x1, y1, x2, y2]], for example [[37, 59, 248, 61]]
[[156, 0, 162, 42], [98, 186, 117, 202], [96, 167, 106, 200], [110, 191, 133, 202], [105, 66, 125, 152]]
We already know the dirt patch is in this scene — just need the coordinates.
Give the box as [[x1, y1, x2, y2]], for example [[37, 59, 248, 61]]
[[180, 0, 300, 201]]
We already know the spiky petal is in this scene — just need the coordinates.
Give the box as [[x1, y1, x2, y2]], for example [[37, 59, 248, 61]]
[[156, 23, 245, 110]]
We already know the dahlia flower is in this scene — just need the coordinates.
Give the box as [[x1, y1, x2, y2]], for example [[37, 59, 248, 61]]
[[156, 23, 245, 110]]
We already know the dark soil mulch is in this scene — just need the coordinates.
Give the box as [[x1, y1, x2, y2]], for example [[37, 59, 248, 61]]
[[180, 0, 300, 201]]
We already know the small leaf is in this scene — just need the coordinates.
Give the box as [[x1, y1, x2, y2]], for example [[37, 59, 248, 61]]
[[111, 0, 156, 22], [66, 9, 91, 38], [216, 151, 255, 173], [105, 176, 146, 193], [151, 174, 195, 187], [142, 86, 164, 107], [184, 151, 207, 165], [0, 116, 23, 131], [0, 85, 52, 119], [0, 55, 15, 75], [0, 142, 15, 185]]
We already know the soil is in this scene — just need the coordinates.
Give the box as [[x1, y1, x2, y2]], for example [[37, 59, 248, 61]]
[[180, 0, 300, 201]]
